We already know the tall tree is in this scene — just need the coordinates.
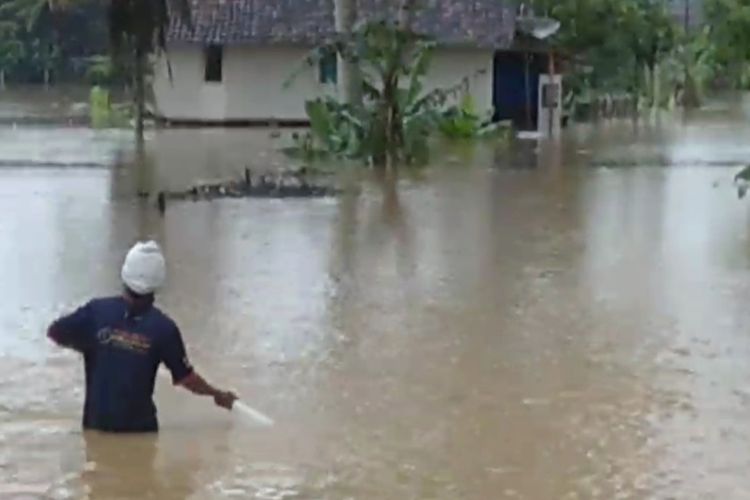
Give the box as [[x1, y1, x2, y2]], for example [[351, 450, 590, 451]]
[[0, 0, 110, 84], [535, 0, 676, 96], [0, 0, 50, 30], [108, 0, 190, 143], [0, 0, 57, 85], [704, 0, 750, 87], [30, 37, 58, 86]]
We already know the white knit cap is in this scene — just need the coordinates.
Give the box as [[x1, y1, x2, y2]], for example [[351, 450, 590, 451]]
[[121, 241, 166, 295]]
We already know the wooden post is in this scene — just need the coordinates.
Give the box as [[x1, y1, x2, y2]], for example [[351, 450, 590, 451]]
[[548, 51, 555, 137], [134, 47, 146, 145], [524, 53, 532, 130]]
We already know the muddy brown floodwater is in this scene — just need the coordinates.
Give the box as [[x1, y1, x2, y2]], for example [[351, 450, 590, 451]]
[[3, 96, 750, 499]]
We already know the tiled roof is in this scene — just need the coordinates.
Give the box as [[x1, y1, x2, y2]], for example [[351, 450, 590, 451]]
[[168, 0, 516, 49]]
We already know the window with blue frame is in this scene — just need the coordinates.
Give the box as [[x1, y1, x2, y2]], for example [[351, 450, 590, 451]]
[[319, 49, 338, 85]]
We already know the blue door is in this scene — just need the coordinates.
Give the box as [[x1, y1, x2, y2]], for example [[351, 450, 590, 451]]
[[493, 52, 541, 130]]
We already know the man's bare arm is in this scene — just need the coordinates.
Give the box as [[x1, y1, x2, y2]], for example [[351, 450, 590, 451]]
[[179, 372, 237, 410]]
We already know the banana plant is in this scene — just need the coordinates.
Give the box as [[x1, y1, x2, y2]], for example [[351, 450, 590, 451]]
[[0, 0, 51, 31], [288, 18, 483, 167]]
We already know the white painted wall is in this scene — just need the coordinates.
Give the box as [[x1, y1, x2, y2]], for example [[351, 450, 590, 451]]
[[421, 48, 494, 114], [153, 44, 494, 122]]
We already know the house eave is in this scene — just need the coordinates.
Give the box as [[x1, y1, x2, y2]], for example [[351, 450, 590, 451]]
[[166, 37, 513, 51]]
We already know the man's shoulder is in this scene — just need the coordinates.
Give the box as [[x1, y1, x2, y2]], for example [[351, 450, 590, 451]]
[[86, 296, 125, 312], [150, 306, 179, 333]]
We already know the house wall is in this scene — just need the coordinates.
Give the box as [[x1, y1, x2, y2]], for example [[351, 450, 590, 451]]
[[421, 48, 494, 115], [152, 45, 494, 123]]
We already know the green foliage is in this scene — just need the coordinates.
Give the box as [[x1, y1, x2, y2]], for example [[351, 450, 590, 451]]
[[536, 0, 678, 104], [305, 98, 364, 158], [86, 54, 115, 84], [0, 0, 112, 84], [108, 0, 190, 57], [280, 131, 331, 162], [90, 85, 112, 127], [0, 0, 60, 83], [89, 85, 130, 127], [438, 94, 512, 140], [0, 21, 23, 72], [439, 94, 480, 138], [84, 53, 131, 85], [30, 37, 59, 75], [288, 20, 445, 166], [0, 0, 188, 86], [0, 0, 47, 31], [106, 0, 191, 139], [703, 0, 750, 89], [301, 81, 442, 166], [289, 19, 501, 167], [704, 0, 750, 64], [646, 28, 721, 108]]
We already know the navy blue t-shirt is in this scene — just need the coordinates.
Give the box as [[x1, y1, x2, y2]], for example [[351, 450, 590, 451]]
[[48, 297, 194, 432]]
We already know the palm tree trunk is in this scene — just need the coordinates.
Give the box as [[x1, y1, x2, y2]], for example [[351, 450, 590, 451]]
[[397, 0, 416, 29], [380, 0, 416, 170], [134, 47, 146, 144], [652, 62, 660, 109], [0, 69, 5, 91], [334, 0, 361, 106]]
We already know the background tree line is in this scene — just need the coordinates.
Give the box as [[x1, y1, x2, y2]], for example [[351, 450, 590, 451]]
[[2, 0, 750, 101], [533, 0, 750, 109], [0, 0, 112, 87]]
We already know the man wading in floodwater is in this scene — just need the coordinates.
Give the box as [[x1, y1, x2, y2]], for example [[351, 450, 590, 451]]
[[47, 241, 237, 432]]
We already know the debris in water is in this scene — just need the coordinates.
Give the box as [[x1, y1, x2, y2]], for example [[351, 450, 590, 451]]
[[734, 165, 750, 199], [153, 167, 336, 206], [522, 398, 551, 406], [671, 347, 691, 357], [157, 191, 166, 214]]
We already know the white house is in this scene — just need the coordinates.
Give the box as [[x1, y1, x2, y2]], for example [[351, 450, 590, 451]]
[[152, 0, 516, 125]]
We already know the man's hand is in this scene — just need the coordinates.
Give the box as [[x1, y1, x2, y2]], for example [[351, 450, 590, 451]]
[[180, 372, 237, 410], [214, 390, 238, 410]]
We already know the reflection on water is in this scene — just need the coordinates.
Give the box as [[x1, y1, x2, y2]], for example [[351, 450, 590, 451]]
[[3, 96, 750, 498]]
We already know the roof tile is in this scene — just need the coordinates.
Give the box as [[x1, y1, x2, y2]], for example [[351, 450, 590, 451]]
[[169, 0, 515, 48]]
